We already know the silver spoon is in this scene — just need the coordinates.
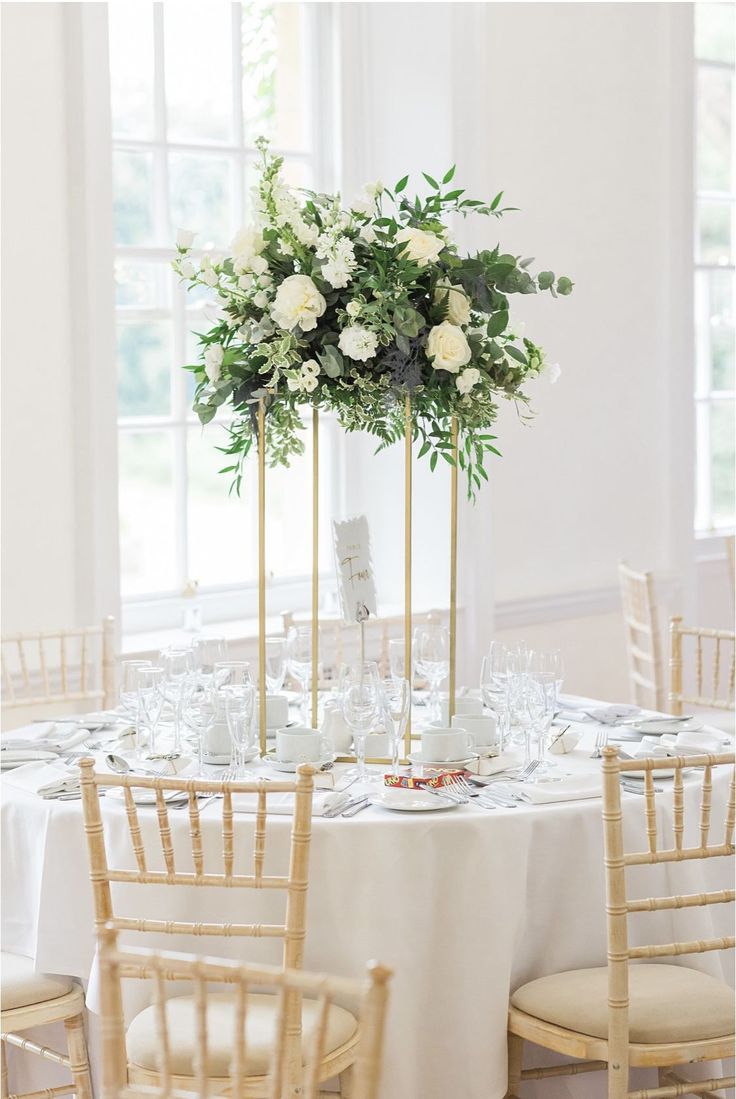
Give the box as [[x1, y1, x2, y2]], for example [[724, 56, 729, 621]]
[[105, 754, 166, 779]]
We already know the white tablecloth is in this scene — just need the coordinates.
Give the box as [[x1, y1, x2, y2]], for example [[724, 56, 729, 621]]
[[2, 716, 733, 1099]]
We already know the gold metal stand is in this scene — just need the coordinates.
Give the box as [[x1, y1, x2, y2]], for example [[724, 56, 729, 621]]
[[404, 396, 413, 756], [448, 415, 458, 724], [258, 400, 267, 755], [311, 408, 319, 728]]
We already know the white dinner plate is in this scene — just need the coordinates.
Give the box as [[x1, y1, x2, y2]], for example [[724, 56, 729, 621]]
[[627, 718, 704, 736], [265, 749, 335, 773], [623, 766, 695, 781], [1, 749, 59, 771], [371, 786, 460, 812], [407, 752, 478, 770]]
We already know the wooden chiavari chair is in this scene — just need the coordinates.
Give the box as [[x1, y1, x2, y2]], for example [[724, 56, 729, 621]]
[[507, 748, 735, 1098], [618, 563, 665, 712], [725, 535, 735, 604], [79, 760, 363, 1096], [669, 616, 735, 722], [1, 617, 116, 729], [96, 927, 391, 1099], [1, 955, 92, 1099]]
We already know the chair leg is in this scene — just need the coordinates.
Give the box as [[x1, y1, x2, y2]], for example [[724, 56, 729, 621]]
[[64, 1014, 93, 1099], [507, 1032, 523, 1097], [339, 1064, 355, 1098], [1, 1040, 8, 1099]]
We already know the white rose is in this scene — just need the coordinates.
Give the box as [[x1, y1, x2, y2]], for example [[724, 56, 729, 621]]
[[178, 258, 195, 279], [338, 325, 378, 362], [456, 367, 481, 395], [396, 226, 444, 267], [359, 224, 376, 245], [426, 322, 472, 373], [434, 282, 471, 326], [204, 344, 224, 383], [271, 274, 326, 332], [252, 290, 269, 310], [176, 228, 195, 250], [302, 373, 318, 392], [346, 301, 361, 318]]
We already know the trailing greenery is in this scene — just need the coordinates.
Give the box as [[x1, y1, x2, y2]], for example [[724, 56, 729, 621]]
[[174, 139, 572, 498]]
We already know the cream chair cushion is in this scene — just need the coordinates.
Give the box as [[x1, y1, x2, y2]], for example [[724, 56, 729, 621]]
[[1, 952, 74, 1011], [511, 964, 734, 1044], [127, 991, 358, 1076]]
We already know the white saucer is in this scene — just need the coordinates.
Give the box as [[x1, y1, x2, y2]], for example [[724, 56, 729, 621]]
[[627, 718, 704, 736], [371, 787, 460, 812], [1, 749, 59, 770], [408, 752, 477, 770], [265, 749, 335, 773]]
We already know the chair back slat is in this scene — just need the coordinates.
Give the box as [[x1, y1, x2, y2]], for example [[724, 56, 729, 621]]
[[230, 980, 248, 1099], [669, 616, 736, 712], [187, 791, 204, 876], [726, 768, 735, 847], [155, 789, 176, 874], [123, 787, 147, 873], [305, 993, 331, 1099], [601, 747, 735, 1095], [254, 786, 267, 881], [618, 562, 664, 711]]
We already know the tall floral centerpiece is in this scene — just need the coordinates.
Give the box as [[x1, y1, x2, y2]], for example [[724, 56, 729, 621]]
[[174, 137, 571, 498], [174, 138, 572, 752]]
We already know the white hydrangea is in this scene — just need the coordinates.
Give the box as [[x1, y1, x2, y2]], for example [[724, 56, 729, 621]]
[[338, 325, 378, 362]]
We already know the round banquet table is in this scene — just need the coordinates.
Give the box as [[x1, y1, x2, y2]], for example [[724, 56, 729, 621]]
[[2, 718, 734, 1099]]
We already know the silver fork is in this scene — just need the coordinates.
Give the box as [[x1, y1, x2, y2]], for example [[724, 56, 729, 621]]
[[591, 728, 608, 759], [448, 775, 498, 810]]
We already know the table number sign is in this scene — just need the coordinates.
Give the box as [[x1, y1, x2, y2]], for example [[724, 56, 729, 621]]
[[332, 515, 378, 625]]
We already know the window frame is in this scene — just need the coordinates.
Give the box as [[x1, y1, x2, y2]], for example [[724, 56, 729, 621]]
[[109, 3, 342, 633]]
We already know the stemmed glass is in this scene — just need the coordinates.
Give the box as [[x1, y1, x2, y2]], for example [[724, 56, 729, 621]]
[[529, 649, 564, 713], [381, 677, 410, 775], [137, 666, 164, 759], [388, 638, 408, 682], [524, 672, 557, 776], [184, 687, 217, 775], [193, 637, 228, 687], [341, 664, 381, 783], [213, 661, 251, 687], [221, 682, 256, 779], [119, 660, 152, 753], [265, 637, 287, 693], [288, 626, 316, 725], [413, 625, 449, 721], [480, 642, 510, 752], [160, 647, 196, 755]]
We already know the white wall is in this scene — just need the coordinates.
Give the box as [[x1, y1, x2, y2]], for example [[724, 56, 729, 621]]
[[1, 3, 77, 633]]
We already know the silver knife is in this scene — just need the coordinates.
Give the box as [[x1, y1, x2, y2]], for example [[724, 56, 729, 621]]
[[341, 796, 371, 817]]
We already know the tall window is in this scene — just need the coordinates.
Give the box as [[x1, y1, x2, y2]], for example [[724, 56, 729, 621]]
[[694, 3, 735, 534], [109, 3, 337, 624]]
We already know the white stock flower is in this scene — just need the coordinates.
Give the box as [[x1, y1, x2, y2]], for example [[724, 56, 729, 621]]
[[426, 322, 472, 373], [252, 290, 270, 310], [231, 226, 265, 266], [338, 325, 378, 362], [176, 228, 195, 250], [456, 367, 481, 395], [204, 344, 224, 383], [434, 282, 470, 326], [271, 274, 326, 332], [396, 226, 444, 267], [323, 260, 352, 289]]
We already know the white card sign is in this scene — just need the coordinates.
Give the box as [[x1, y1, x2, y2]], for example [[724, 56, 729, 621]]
[[332, 515, 378, 625]]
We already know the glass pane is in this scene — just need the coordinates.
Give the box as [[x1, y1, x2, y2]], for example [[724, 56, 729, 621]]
[[115, 260, 170, 308], [242, 3, 308, 150], [113, 150, 154, 245], [187, 425, 254, 586], [109, 3, 154, 139], [119, 431, 177, 596], [695, 3, 736, 64], [169, 153, 233, 248], [696, 66, 733, 193], [697, 200, 734, 265], [117, 321, 173, 417], [695, 269, 735, 392], [164, 3, 233, 143], [711, 401, 736, 523]]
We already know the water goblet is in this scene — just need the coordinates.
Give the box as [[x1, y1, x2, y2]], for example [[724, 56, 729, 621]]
[[213, 661, 252, 688], [529, 649, 564, 712], [381, 677, 410, 775], [287, 627, 315, 725], [413, 625, 449, 721], [388, 638, 408, 682], [184, 687, 217, 775], [193, 637, 228, 687], [160, 646, 196, 755], [119, 660, 152, 750], [265, 637, 287, 693], [221, 684, 256, 779], [480, 642, 510, 751], [137, 666, 165, 759], [341, 668, 381, 783]]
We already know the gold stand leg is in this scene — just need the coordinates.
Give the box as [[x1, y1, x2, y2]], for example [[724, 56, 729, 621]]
[[311, 408, 319, 729], [448, 415, 459, 724], [258, 399, 267, 756], [404, 396, 413, 756]]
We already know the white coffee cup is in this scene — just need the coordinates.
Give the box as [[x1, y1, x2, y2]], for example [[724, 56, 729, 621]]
[[439, 695, 482, 724], [255, 693, 289, 730], [451, 713, 498, 748], [204, 719, 232, 759], [275, 726, 329, 764], [420, 726, 473, 763]]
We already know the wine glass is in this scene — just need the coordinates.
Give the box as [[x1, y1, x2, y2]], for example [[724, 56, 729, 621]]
[[480, 642, 509, 751], [137, 666, 164, 758], [221, 684, 256, 779], [341, 665, 381, 783], [160, 646, 196, 755], [184, 687, 217, 775], [524, 672, 556, 776], [287, 626, 314, 725], [529, 649, 564, 712], [381, 677, 410, 775], [265, 637, 287, 693], [213, 661, 251, 687], [193, 637, 228, 686], [388, 638, 408, 681], [413, 625, 449, 721]]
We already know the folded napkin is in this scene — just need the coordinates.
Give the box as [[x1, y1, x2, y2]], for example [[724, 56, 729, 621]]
[[2, 759, 78, 796], [231, 789, 349, 817], [1, 722, 91, 754], [584, 704, 640, 725], [512, 774, 601, 805]]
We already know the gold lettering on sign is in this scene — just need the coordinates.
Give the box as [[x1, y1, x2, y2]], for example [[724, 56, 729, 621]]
[[340, 554, 372, 587]]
